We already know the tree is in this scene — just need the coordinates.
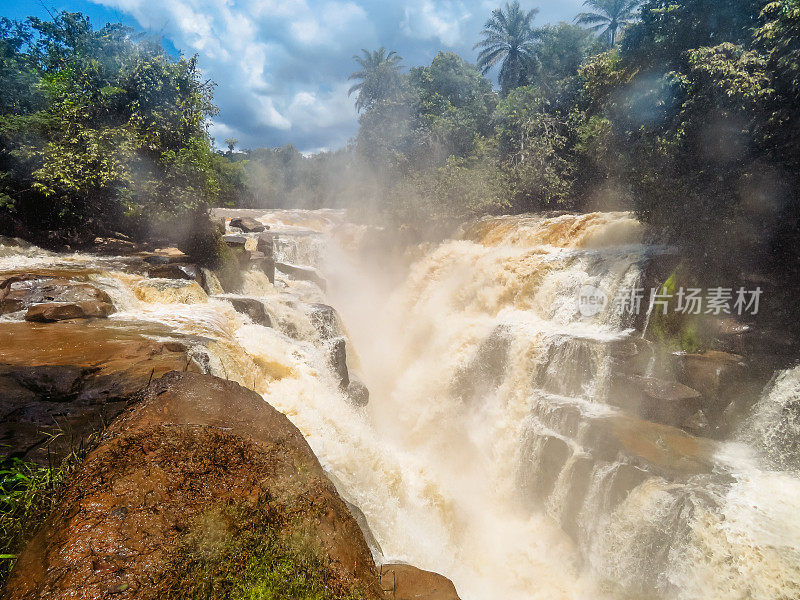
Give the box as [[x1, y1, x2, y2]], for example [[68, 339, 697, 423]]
[[347, 47, 403, 112], [408, 52, 496, 161], [534, 22, 601, 94], [575, 0, 641, 46], [225, 138, 238, 153], [474, 1, 541, 95], [0, 11, 234, 243]]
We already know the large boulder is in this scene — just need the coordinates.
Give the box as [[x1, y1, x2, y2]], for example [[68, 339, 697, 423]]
[[3, 372, 383, 600], [0, 276, 113, 317], [329, 337, 350, 389], [346, 378, 370, 407], [672, 350, 768, 433], [379, 564, 461, 600], [230, 217, 266, 233], [310, 303, 341, 339], [610, 374, 702, 428]]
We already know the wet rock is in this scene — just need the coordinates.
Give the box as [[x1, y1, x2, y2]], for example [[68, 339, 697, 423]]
[[229, 216, 266, 232], [580, 413, 716, 477], [247, 250, 275, 282], [346, 378, 370, 407], [147, 263, 200, 282], [254, 234, 275, 282], [379, 564, 461, 600], [610, 374, 702, 428], [604, 463, 651, 510], [557, 453, 595, 540], [9, 365, 86, 400], [0, 276, 113, 316], [276, 261, 327, 291], [3, 372, 383, 600], [226, 297, 271, 327], [256, 232, 274, 256], [672, 350, 765, 432], [329, 337, 350, 389], [310, 303, 341, 339], [0, 321, 204, 464], [25, 300, 114, 321]]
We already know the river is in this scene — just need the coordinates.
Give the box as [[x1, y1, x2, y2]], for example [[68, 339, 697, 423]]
[[2, 209, 799, 600]]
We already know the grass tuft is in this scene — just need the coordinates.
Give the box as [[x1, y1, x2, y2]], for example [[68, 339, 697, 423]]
[[0, 452, 83, 585]]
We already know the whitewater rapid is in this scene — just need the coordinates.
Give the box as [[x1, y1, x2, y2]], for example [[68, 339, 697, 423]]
[[2, 210, 799, 600]]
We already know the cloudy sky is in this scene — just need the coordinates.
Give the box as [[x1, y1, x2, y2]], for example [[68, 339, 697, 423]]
[[9, 0, 585, 152]]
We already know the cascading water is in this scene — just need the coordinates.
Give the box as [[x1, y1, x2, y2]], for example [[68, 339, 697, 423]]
[[1, 210, 798, 600]]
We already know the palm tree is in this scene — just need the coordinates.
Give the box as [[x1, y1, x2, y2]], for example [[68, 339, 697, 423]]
[[574, 0, 641, 46], [348, 47, 403, 112], [474, 1, 540, 95]]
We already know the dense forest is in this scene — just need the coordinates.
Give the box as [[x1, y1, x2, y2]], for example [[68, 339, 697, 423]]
[[1, 1, 799, 313]]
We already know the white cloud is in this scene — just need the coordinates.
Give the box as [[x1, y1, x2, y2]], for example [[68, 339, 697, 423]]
[[401, 0, 471, 47]]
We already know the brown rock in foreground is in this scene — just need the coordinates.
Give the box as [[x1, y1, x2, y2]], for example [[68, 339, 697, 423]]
[[0, 321, 203, 463], [380, 564, 461, 600], [3, 372, 383, 600]]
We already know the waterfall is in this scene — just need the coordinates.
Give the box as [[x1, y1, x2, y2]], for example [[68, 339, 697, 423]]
[[2, 212, 799, 600]]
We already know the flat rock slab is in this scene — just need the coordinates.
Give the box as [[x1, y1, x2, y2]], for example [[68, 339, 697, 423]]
[[25, 300, 113, 321], [0, 321, 202, 463]]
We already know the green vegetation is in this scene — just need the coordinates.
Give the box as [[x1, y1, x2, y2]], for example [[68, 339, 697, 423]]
[[164, 503, 365, 600], [0, 12, 246, 247], [0, 453, 82, 585]]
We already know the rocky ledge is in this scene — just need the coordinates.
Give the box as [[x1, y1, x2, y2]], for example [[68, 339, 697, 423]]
[[2, 370, 461, 600]]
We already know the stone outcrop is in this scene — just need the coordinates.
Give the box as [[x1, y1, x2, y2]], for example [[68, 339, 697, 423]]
[[3, 372, 384, 600], [379, 564, 461, 600], [610, 374, 702, 428], [25, 300, 113, 322], [310, 303, 341, 339], [329, 337, 350, 389], [346, 377, 370, 407]]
